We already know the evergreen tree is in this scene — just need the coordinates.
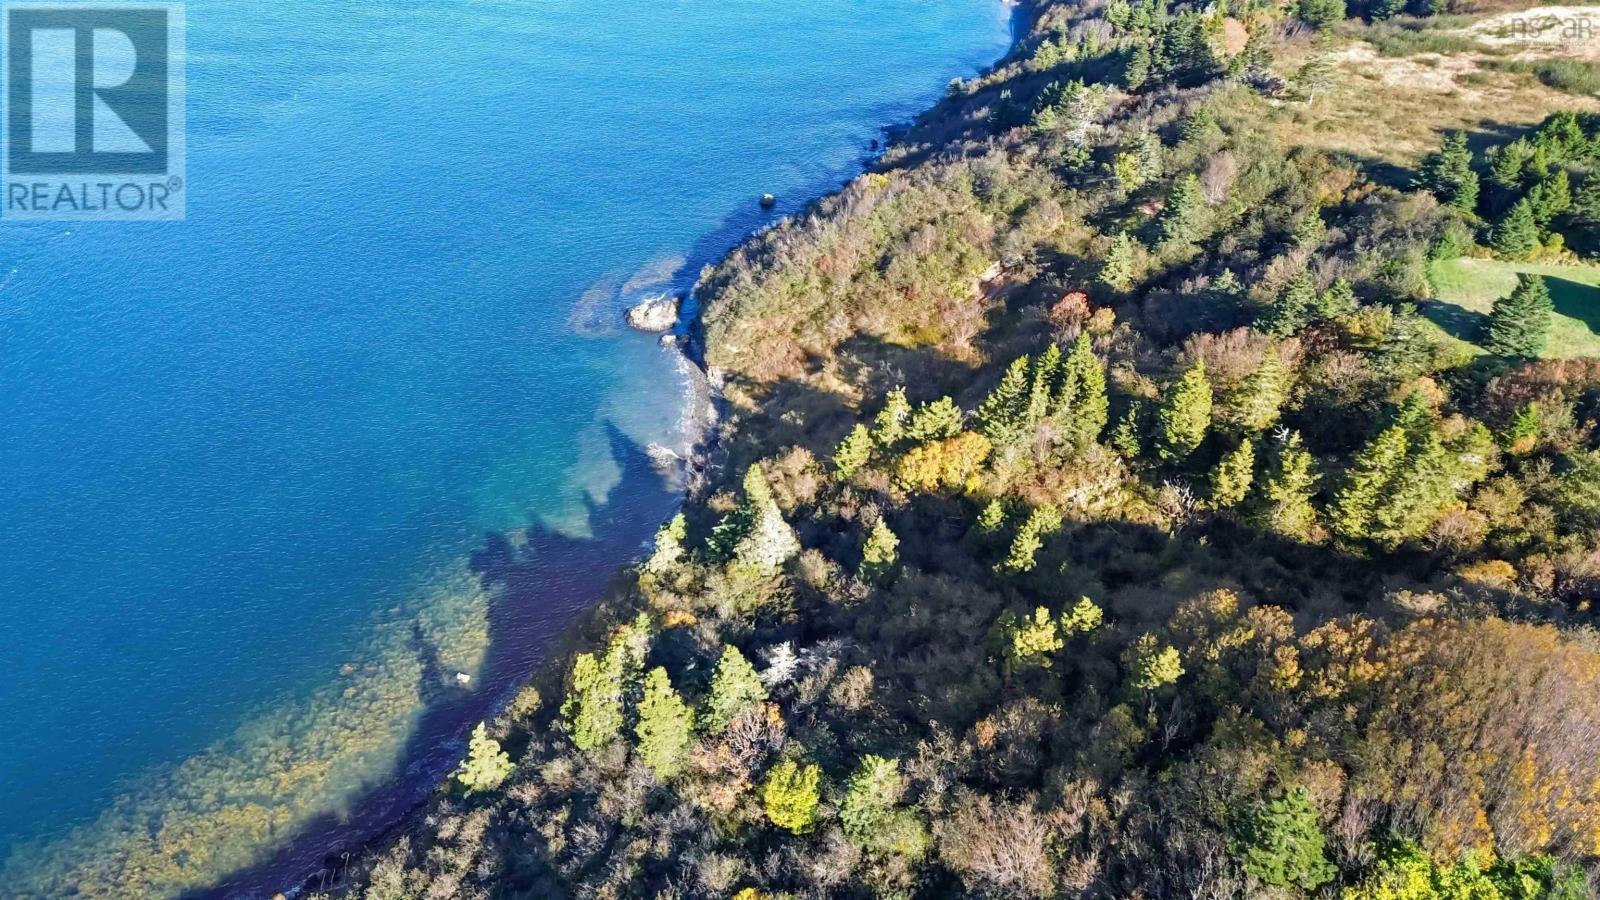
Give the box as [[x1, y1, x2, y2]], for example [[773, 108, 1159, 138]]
[[977, 355, 1034, 451], [456, 722, 514, 793], [1417, 131, 1480, 212], [1315, 277, 1357, 320], [1292, 53, 1336, 103], [859, 517, 900, 582], [1056, 333, 1110, 449], [1292, 210, 1326, 250], [1126, 633, 1185, 689], [1331, 393, 1461, 548], [702, 644, 768, 734], [1229, 787, 1336, 890], [1504, 401, 1540, 455], [643, 513, 687, 575], [1491, 198, 1540, 260], [1489, 138, 1533, 190], [1027, 344, 1062, 429], [731, 464, 801, 573], [1297, 0, 1346, 28], [562, 649, 626, 752], [1483, 273, 1553, 358], [1211, 438, 1255, 508], [995, 606, 1066, 672], [635, 667, 694, 779], [840, 755, 904, 843], [974, 498, 1007, 537], [1061, 596, 1105, 635], [1231, 350, 1290, 434], [1135, 127, 1165, 181], [1101, 231, 1138, 291], [1573, 175, 1600, 226], [1113, 151, 1144, 192], [832, 423, 875, 481], [1528, 169, 1572, 226], [905, 396, 964, 443], [1255, 430, 1319, 540], [762, 760, 821, 834], [1330, 413, 1412, 543], [873, 387, 912, 449], [1122, 43, 1152, 90], [1262, 271, 1318, 337], [1156, 360, 1213, 464], [995, 505, 1063, 575], [1111, 401, 1145, 459], [1159, 173, 1206, 246]]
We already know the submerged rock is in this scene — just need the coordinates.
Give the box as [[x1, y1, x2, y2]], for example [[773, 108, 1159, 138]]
[[760, 193, 777, 208], [625, 294, 679, 332]]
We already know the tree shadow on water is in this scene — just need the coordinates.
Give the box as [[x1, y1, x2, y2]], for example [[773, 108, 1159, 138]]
[[197, 423, 681, 900]]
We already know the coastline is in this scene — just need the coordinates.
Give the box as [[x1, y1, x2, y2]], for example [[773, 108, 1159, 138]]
[[254, 5, 1035, 895]]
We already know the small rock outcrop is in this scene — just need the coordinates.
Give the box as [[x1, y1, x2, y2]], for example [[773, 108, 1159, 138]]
[[626, 294, 680, 332]]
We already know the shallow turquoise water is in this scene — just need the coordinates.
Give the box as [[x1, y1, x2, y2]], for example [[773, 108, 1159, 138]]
[[0, 0, 1011, 881]]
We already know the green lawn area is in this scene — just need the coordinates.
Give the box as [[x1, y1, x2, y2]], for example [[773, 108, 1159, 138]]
[[1420, 257, 1600, 359]]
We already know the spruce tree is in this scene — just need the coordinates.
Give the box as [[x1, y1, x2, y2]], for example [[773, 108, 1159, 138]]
[[1100, 231, 1138, 292], [1255, 430, 1319, 540], [1211, 438, 1256, 508], [1483, 273, 1553, 358], [1292, 53, 1336, 103], [1331, 393, 1460, 548], [562, 650, 626, 752], [643, 513, 687, 575], [1126, 634, 1185, 689], [1159, 173, 1206, 246], [1231, 350, 1290, 434], [1230, 787, 1336, 890], [859, 518, 900, 582], [1156, 360, 1213, 464], [1027, 344, 1062, 429], [762, 760, 821, 834], [1491, 198, 1540, 260], [702, 644, 768, 733], [1315, 277, 1357, 320], [1262, 271, 1318, 338], [832, 423, 875, 482], [1490, 138, 1532, 190], [977, 355, 1034, 450], [995, 606, 1065, 672], [873, 387, 912, 450], [456, 722, 514, 793], [995, 505, 1063, 575], [1416, 131, 1479, 212], [1528, 169, 1571, 226], [731, 464, 801, 573], [840, 756, 904, 843], [1056, 333, 1109, 449], [635, 667, 694, 779], [1297, 0, 1346, 28], [1330, 415, 1411, 543], [1111, 401, 1145, 459], [905, 397, 964, 444]]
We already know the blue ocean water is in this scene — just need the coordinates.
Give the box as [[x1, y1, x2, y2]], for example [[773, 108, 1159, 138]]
[[0, 0, 1011, 887]]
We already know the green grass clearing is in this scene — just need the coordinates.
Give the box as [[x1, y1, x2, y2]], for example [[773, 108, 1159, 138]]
[[1420, 257, 1600, 359]]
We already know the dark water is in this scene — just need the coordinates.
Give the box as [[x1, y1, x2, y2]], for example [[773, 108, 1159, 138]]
[[0, 1, 1013, 895]]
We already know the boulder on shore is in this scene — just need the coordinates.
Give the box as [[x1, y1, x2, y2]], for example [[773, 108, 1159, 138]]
[[626, 294, 679, 332]]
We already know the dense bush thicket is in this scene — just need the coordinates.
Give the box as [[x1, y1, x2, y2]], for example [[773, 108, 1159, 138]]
[[340, 0, 1600, 897]]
